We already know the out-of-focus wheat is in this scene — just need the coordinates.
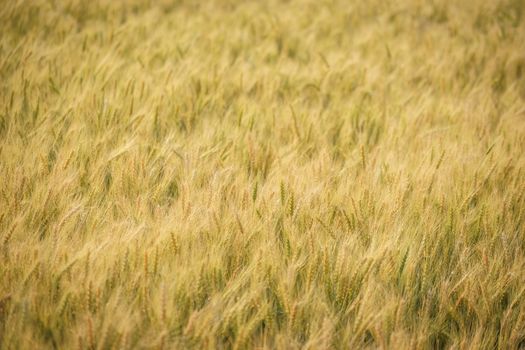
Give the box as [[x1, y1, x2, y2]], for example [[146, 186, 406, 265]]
[[1, 0, 525, 348]]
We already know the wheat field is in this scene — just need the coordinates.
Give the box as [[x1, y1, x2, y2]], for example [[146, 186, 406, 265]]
[[1, 0, 525, 349]]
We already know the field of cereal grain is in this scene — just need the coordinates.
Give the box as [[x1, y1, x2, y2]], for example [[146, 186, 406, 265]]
[[1, 0, 525, 348]]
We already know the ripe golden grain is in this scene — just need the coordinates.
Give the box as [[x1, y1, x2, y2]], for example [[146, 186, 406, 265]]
[[1, 0, 525, 349]]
